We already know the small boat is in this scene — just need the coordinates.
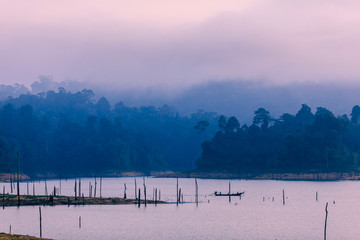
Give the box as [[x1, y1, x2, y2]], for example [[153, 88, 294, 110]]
[[214, 191, 245, 197]]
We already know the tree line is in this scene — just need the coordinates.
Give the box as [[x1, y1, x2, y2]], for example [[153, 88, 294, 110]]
[[197, 104, 360, 172], [0, 88, 218, 175]]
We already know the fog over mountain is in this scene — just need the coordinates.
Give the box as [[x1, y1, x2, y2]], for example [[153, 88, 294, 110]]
[[1, 78, 359, 123]]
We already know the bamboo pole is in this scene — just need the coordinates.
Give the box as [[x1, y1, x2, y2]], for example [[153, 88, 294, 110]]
[[316, 191, 318, 202], [124, 183, 127, 199], [324, 202, 328, 240], [79, 216, 81, 228]]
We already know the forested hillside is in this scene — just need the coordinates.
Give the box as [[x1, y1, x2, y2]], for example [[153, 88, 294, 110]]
[[0, 88, 218, 175]]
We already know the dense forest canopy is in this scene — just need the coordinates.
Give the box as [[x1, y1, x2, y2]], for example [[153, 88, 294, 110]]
[[0, 88, 218, 175], [1, 87, 360, 176], [197, 104, 360, 173]]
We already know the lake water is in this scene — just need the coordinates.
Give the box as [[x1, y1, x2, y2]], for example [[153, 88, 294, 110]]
[[0, 177, 360, 240]]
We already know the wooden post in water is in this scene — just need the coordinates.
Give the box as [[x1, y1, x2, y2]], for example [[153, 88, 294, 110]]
[[282, 189, 285, 205], [45, 180, 48, 196], [124, 183, 127, 199], [228, 181, 231, 203], [59, 176, 62, 195], [74, 177, 77, 200], [94, 175, 97, 197], [2, 186, 5, 208], [316, 191, 318, 202], [143, 178, 147, 207], [155, 188, 158, 206], [195, 178, 199, 206], [324, 202, 328, 240], [176, 178, 179, 206], [16, 152, 20, 207], [89, 182, 91, 197], [79, 216, 81, 228], [39, 207, 42, 238], [27, 182, 29, 195], [178, 188, 181, 204], [10, 176, 13, 193], [159, 190, 161, 201], [53, 186, 56, 196], [138, 188, 141, 207], [100, 175, 102, 198], [79, 178, 82, 198], [134, 178, 137, 200]]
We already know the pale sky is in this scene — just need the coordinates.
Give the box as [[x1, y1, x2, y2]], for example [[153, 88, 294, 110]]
[[1, 0, 360, 89]]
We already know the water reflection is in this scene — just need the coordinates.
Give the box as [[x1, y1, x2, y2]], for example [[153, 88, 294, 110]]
[[0, 178, 359, 239]]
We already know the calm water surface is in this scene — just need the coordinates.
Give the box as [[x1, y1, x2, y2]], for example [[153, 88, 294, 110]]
[[0, 177, 359, 240]]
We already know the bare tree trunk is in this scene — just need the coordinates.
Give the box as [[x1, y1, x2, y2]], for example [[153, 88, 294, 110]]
[[16, 152, 20, 207], [39, 207, 42, 238], [282, 189, 285, 205], [324, 202, 329, 240], [176, 178, 179, 206]]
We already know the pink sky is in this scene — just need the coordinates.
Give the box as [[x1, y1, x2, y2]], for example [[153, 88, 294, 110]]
[[1, 0, 360, 89]]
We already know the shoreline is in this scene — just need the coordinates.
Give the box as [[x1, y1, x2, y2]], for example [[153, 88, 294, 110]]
[[2, 170, 360, 182], [0, 233, 51, 240], [154, 171, 360, 181]]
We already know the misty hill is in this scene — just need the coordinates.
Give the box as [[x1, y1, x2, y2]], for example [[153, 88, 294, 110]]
[[1, 79, 359, 124], [0, 89, 219, 175]]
